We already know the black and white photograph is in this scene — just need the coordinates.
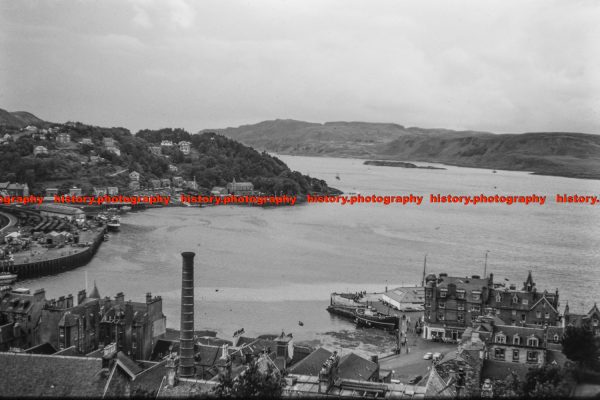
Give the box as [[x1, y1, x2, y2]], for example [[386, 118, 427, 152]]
[[1, 0, 599, 398]]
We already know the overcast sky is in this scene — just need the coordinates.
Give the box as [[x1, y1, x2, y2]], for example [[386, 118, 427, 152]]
[[1, 0, 599, 134]]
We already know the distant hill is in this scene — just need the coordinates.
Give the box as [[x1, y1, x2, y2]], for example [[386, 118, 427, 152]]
[[0, 108, 51, 128], [212, 119, 600, 179]]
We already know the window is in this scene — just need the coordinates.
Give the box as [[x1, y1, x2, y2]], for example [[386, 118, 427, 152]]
[[527, 351, 538, 363], [440, 289, 447, 298], [512, 349, 520, 362], [513, 335, 521, 345], [513, 295, 519, 304], [439, 302, 445, 309], [522, 299, 529, 306], [438, 313, 444, 320], [496, 293, 502, 303], [457, 303, 465, 311], [527, 337, 539, 347], [472, 291, 481, 301], [521, 314, 526, 321], [495, 334, 506, 344], [495, 309, 501, 315], [536, 311, 542, 318], [457, 313, 465, 322], [494, 348, 505, 360], [457, 290, 466, 300], [545, 313, 550, 319], [553, 334, 560, 343], [512, 310, 517, 316], [471, 305, 481, 312]]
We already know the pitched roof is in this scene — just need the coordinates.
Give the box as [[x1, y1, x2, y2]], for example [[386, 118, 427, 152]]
[[288, 347, 332, 376], [338, 352, 378, 381], [0, 352, 107, 397]]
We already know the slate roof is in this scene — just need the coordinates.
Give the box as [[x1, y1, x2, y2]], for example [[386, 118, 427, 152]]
[[24, 342, 57, 355], [0, 352, 107, 397], [288, 347, 332, 376], [338, 352, 378, 381]]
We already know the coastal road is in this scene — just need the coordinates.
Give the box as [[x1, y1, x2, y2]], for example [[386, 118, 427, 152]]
[[379, 335, 456, 385], [0, 211, 18, 235]]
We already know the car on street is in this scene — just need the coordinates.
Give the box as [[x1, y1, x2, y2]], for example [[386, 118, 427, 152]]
[[433, 352, 443, 361], [408, 375, 423, 384], [423, 352, 433, 360]]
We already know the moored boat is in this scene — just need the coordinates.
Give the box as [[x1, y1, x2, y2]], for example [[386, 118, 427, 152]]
[[354, 308, 398, 331], [107, 216, 120, 231], [0, 272, 18, 285]]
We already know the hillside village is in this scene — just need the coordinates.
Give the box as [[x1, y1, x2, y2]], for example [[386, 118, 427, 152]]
[[0, 114, 333, 197]]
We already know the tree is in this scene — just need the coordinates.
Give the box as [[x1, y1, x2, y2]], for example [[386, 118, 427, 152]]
[[562, 326, 600, 370], [523, 364, 575, 398], [214, 357, 283, 398]]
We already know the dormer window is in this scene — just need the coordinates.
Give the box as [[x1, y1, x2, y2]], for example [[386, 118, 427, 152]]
[[496, 293, 502, 303], [527, 336, 539, 347], [472, 291, 481, 301], [440, 289, 447, 298], [536, 311, 542, 318], [495, 333, 506, 344], [553, 334, 560, 343], [513, 295, 519, 304], [522, 299, 529, 306], [513, 335, 521, 345], [545, 313, 550, 319], [439, 302, 445, 309], [457, 290, 466, 300]]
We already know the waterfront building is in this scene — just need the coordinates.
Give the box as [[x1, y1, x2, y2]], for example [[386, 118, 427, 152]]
[[80, 138, 93, 145], [107, 186, 119, 195], [68, 187, 82, 196], [172, 176, 184, 187], [129, 171, 141, 181], [423, 272, 561, 341], [381, 286, 425, 311], [563, 303, 600, 336], [487, 271, 560, 327], [226, 179, 254, 195], [423, 273, 491, 340], [93, 187, 107, 196], [56, 132, 71, 145], [45, 188, 59, 197], [210, 186, 227, 196], [0, 182, 30, 196], [33, 145, 48, 156], [178, 141, 191, 155], [160, 179, 171, 188], [128, 181, 140, 191], [185, 180, 198, 190], [150, 179, 162, 190], [36, 204, 85, 224]]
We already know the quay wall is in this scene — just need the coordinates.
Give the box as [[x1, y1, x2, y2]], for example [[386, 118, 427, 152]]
[[0, 230, 105, 279]]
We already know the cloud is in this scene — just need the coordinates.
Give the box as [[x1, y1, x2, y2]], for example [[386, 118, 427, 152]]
[[1, 0, 598, 134]]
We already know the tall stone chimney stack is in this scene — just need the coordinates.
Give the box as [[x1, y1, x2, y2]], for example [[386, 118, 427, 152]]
[[178, 252, 196, 377]]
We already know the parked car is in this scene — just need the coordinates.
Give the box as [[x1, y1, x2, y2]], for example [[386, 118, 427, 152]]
[[423, 352, 433, 360], [408, 375, 423, 384], [433, 352, 443, 361]]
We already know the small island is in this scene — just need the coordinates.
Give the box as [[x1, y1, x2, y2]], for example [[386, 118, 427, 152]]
[[364, 160, 446, 170]]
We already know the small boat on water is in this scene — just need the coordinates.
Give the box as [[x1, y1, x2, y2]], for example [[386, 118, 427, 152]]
[[121, 206, 132, 212], [0, 272, 17, 285], [107, 216, 120, 232], [354, 308, 398, 331]]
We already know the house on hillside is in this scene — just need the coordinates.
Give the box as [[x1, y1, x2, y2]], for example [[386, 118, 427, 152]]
[[56, 132, 71, 145], [149, 146, 162, 156], [160, 140, 173, 147], [178, 141, 191, 155], [226, 179, 254, 195], [33, 146, 48, 156], [129, 171, 140, 181]]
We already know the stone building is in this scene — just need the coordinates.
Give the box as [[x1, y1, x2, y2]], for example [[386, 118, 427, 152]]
[[563, 303, 600, 336], [0, 287, 47, 351], [226, 179, 254, 195]]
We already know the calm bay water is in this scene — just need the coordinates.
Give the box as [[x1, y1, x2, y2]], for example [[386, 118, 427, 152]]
[[20, 155, 600, 347]]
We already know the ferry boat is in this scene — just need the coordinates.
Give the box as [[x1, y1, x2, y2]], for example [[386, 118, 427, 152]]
[[0, 272, 17, 285], [107, 216, 120, 232], [354, 308, 398, 331]]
